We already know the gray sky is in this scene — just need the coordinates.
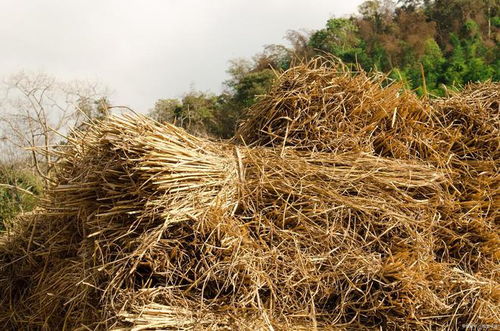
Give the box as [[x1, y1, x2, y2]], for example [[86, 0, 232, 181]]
[[0, 0, 363, 112]]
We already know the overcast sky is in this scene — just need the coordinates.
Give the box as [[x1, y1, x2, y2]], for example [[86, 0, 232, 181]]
[[0, 0, 363, 112]]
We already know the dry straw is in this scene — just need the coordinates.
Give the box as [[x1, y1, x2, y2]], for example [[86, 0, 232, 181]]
[[1, 58, 498, 330]]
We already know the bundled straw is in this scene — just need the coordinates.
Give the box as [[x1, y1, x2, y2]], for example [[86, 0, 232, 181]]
[[237, 58, 499, 279], [235, 58, 439, 161], [430, 82, 499, 278], [1, 59, 499, 330]]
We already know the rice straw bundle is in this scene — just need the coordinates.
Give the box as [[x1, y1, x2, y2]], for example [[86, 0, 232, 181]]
[[235, 57, 439, 161], [237, 58, 499, 288], [0, 60, 498, 330]]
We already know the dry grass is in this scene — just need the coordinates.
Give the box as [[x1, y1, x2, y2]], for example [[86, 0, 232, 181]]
[[0, 58, 498, 330], [235, 58, 436, 159]]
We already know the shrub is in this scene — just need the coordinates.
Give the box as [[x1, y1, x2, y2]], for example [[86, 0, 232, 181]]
[[0, 165, 42, 230]]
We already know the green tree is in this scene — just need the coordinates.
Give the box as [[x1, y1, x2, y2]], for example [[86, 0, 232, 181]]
[[461, 20, 495, 82], [150, 91, 221, 137], [420, 39, 446, 93], [309, 18, 367, 65], [230, 69, 275, 109], [442, 20, 495, 86], [403, 38, 446, 95], [223, 59, 276, 121], [444, 34, 468, 86]]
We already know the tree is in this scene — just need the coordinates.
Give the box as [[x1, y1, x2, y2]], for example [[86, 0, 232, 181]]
[[403, 38, 446, 95], [441, 19, 495, 86], [149, 91, 220, 137], [425, 0, 495, 48], [461, 20, 495, 82], [149, 98, 182, 124], [0, 71, 109, 188], [77, 96, 111, 122], [358, 0, 395, 31], [284, 30, 315, 63], [253, 44, 291, 71], [397, 0, 424, 10], [229, 69, 275, 109], [224, 59, 276, 111], [309, 18, 366, 65], [443, 34, 467, 86]]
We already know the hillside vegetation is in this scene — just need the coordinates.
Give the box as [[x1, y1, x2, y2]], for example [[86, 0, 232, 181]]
[[150, 0, 499, 138]]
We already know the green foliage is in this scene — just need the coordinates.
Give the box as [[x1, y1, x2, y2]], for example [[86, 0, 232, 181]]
[[309, 1, 497, 95], [465, 57, 495, 82], [400, 38, 446, 95], [420, 39, 445, 88], [149, 91, 221, 137], [309, 18, 362, 61], [0, 165, 41, 230], [443, 34, 467, 86], [492, 16, 500, 28], [229, 69, 275, 109]]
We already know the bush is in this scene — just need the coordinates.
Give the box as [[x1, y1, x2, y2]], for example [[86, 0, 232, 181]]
[[0, 165, 42, 230]]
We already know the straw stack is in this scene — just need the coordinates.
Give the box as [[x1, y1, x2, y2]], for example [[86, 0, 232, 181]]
[[1, 59, 498, 330], [237, 58, 499, 280], [235, 58, 437, 160]]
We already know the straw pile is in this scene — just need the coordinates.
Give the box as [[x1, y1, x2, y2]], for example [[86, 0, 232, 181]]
[[236, 59, 499, 277], [235, 58, 437, 159], [1, 59, 499, 330]]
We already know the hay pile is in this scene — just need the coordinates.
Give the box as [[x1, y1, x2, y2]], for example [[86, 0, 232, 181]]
[[1, 59, 499, 330], [236, 59, 499, 277], [235, 58, 438, 159]]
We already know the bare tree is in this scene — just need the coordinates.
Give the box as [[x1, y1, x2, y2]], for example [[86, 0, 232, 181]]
[[0, 71, 109, 188]]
